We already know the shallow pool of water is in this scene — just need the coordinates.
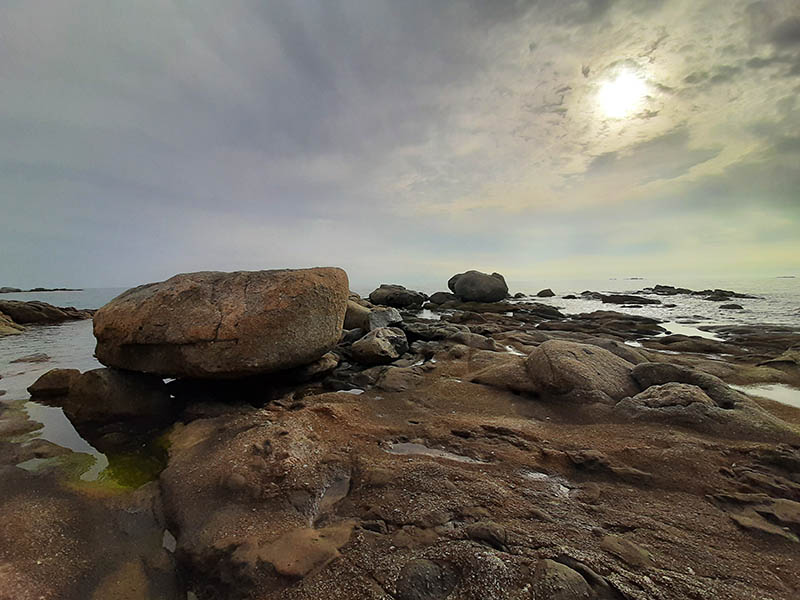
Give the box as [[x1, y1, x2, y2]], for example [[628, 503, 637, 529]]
[[384, 442, 484, 463], [659, 321, 724, 341], [730, 384, 800, 409]]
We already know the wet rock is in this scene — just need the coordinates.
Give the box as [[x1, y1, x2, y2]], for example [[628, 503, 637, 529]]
[[0, 310, 24, 336], [631, 362, 745, 409], [94, 268, 349, 378], [0, 300, 92, 324], [351, 327, 409, 365], [532, 559, 593, 600], [562, 294, 578, 299], [600, 294, 661, 305], [526, 340, 638, 401], [65, 367, 173, 425], [538, 310, 666, 338], [537, 288, 556, 297], [448, 270, 508, 303], [513, 292, 527, 299], [394, 559, 459, 600], [368, 284, 427, 308], [428, 291, 458, 304], [720, 303, 744, 310], [11, 352, 51, 363], [27, 368, 81, 397]]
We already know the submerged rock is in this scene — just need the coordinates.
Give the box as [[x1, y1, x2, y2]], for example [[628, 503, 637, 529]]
[[93, 268, 349, 379], [600, 294, 661, 305], [526, 340, 639, 401]]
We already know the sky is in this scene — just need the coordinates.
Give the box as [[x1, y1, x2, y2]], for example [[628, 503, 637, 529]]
[[1, 0, 799, 290]]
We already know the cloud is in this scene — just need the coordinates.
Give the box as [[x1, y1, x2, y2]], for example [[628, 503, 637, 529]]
[[0, 0, 798, 287]]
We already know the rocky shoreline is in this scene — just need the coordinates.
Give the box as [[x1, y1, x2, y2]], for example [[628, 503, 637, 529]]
[[1, 267, 800, 599]]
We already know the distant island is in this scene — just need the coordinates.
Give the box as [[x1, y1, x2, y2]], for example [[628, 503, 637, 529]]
[[0, 286, 83, 293]]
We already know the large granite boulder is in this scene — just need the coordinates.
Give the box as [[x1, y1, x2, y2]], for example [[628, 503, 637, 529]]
[[0, 300, 92, 324], [93, 268, 349, 378], [525, 339, 639, 401], [368, 284, 427, 308], [448, 270, 508, 302]]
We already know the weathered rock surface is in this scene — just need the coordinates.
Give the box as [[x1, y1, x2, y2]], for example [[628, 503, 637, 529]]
[[93, 268, 349, 378], [526, 340, 639, 401], [368, 284, 427, 308], [448, 270, 508, 302], [0, 311, 25, 336], [0, 300, 92, 324], [27, 368, 81, 398], [614, 383, 800, 442], [631, 362, 746, 408], [351, 327, 409, 365]]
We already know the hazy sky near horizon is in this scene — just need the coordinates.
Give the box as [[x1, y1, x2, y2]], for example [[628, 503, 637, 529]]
[[1, 0, 799, 289]]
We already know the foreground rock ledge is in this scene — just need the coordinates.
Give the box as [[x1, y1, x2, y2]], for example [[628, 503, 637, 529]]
[[93, 268, 349, 378]]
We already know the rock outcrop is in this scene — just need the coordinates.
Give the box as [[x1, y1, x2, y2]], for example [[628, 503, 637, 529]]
[[0, 311, 25, 336], [0, 300, 92, 324], [525, 339, 639, 401], [93, 268, 349, 379], [448, 271, 508, 302]]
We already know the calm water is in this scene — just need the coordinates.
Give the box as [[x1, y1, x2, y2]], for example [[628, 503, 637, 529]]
[[1, 279, 798, 480]]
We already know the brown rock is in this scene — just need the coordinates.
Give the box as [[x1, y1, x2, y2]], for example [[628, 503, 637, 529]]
[[525, 340, 638, 401], [93, 268, 348, 378], [27, 368, 81, 397], [532, 559, 593, 600]]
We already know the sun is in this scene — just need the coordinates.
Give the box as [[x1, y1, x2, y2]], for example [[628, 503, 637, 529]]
[[597, 70, 647, 119]]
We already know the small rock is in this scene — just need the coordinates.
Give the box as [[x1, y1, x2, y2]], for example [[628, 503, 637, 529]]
[[395, 559, 459, 600], [27, 368, 81, 397], [351, 327, 409, 365], [532, 559, 593, 600], [600, 534, 654, 568], [537, 288, 556, 297], [11, 353, 51, 364], [720, 303, 744, 310]]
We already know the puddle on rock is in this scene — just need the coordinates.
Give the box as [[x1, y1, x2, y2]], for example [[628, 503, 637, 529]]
[[659, 321, 724, 341], [730, 384, 800, 409], [520, 469, 571, 498], [505, 345, 526, 356], [384, 442, 485, 463]]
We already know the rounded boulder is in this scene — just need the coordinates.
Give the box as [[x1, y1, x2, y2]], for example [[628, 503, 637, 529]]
[[447, 270, 508, 302], [93, 268, 349, 378]]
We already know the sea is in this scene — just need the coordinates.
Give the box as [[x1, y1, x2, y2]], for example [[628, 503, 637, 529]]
[[1, 277, 799, 481]]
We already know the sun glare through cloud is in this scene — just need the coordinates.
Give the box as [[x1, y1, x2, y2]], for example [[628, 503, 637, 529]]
[[597, 69, 648, 119]]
